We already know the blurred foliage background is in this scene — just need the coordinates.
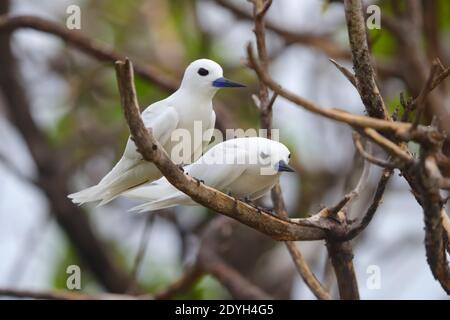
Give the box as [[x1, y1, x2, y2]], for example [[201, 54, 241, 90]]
[[0, 0, 450, 299]]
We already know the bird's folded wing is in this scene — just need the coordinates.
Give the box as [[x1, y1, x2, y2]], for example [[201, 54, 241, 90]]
[[186, 144, 248, 191], [141, 104, 179, 147], [195, 110, 216, 156], [124, 144, 248, 205], [122, 104, 179, 160]]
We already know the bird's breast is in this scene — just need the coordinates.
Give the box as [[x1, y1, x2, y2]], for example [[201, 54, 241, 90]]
[[164, 102, 214, 164], [226, 170, 280, 199]]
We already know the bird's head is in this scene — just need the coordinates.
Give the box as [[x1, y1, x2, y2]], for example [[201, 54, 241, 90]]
[[272, 142, 294, 174], [180, 59, 245, 96], [256, 139, 294, 175]]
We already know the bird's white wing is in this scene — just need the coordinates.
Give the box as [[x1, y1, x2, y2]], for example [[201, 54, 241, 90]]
[[187, 142, 248, 190], [122, 103, 179, 160], [142, 103, 180, 146], [190, 109, 216, 161], [188, 163, 245, 192], [202, 110, 216, 149], [96, 103, 179, 186]]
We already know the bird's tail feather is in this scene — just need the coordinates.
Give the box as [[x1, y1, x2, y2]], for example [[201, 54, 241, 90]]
[[124, 179, 193, 213], [129, 198, 179, 213], [122, 179, 174, 201], [68, 185, 104, 205], [68, 161, 154, 206], [68, 173, 151, 206], [68, 157, 136, 205]]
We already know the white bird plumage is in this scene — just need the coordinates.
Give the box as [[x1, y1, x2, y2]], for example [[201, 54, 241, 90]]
[[122, 137, 294, 213], [68, 59, 244, 206]]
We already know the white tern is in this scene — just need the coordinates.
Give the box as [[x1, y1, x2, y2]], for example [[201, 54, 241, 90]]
[[122, 137, 295, 213], [69, 59, 244, 205]]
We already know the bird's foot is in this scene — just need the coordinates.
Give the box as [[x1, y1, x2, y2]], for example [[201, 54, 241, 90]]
[[241, 197, 267, 214], [176, 163, 185, 172], [193, 177, 204, 186], [227, 191, 240, 207]]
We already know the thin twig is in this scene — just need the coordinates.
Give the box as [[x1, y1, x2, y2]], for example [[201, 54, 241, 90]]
[[329, 58, 357, 87], [353, 133, 398, 169], [0, 15, 178, 91], [127, 214, 156, 294], [412, 60, 441, 128], [153, 264, 203, 300], [361, 128, 413, 164], [430, 67, 450, 91], [214, 0, 350, 59], [344, 0, 390, 120], [247, 44, 438, 142], [198, 247, 273, 300], [341, 169, 393, 241]]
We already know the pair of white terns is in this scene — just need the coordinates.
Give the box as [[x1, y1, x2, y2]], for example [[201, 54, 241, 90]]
[[68, 59, 295, 212]]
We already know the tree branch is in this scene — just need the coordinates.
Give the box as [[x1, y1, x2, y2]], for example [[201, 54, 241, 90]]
[[153, 264, 204, 300], [341, 169, 393, 241], [214, 0, 350, 59], [198, 247, 273, 300], [0, 15, 178, 91], [343, 0, 390, 120], [272, 185, 331, 300], [325, 240, 359, 300], [247, 43, 438, 144], [352, 133, 398, 169], [329, 58, 357, 87], [421, 156, 450, 293], [127, 214, 156, 294]]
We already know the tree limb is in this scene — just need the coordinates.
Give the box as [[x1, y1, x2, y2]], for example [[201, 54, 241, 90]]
[[325, 240, 359, 300], [0, 15, 178, 91], [247, 43, 438, 144], [343, 0, 390, 120], [341, 169, 393, 241], [214, 0, 350, 59]]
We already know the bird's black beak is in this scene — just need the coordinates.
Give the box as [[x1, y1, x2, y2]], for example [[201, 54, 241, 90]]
[[277, 160, 295, 172], [212, 77, 245, 88]]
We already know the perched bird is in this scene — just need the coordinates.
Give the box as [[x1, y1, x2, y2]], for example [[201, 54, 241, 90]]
[[69, 59, 244, 205], [122, 137, 295, 213]]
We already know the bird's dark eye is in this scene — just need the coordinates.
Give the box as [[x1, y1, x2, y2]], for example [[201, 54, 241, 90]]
[[288, 154, 291, 159], [198, 68, 209, 76], [260, 152, 269, 159]]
